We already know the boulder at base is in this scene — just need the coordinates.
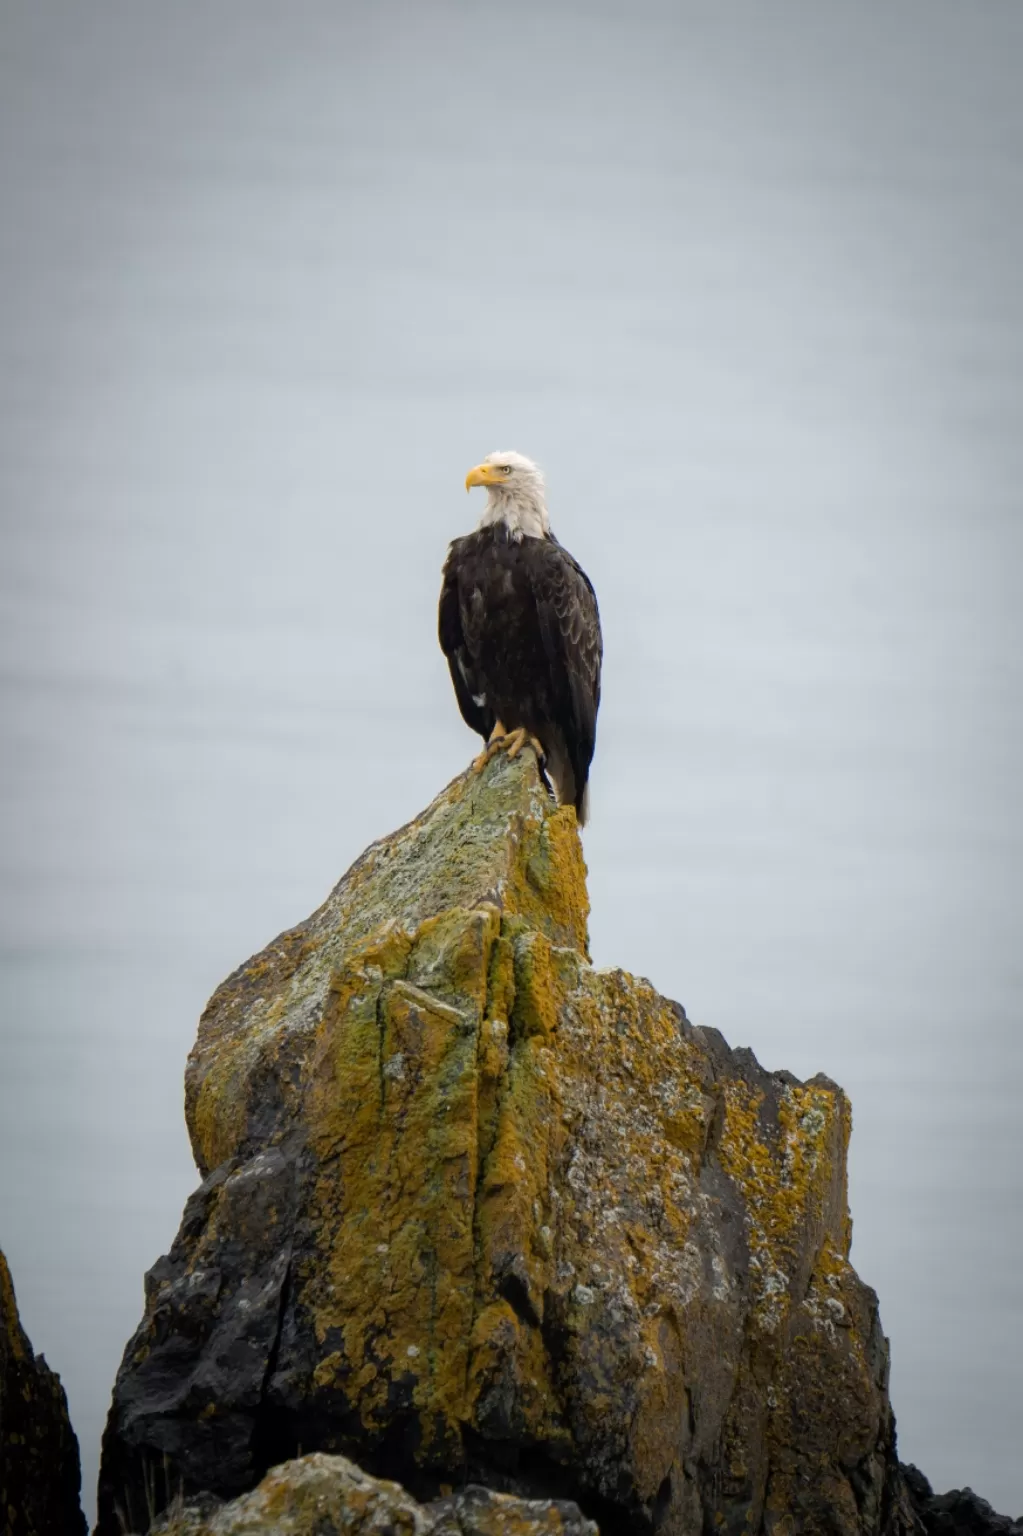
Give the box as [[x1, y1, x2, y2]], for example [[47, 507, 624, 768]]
[[902, 1466, 1022, 1536], [148, 1451, 596, 1535], [1, 1246, 86, 1536], [98, 754, 921, 1535]]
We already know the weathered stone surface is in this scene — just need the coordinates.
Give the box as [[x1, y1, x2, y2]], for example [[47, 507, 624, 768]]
[[148, 1452, 597, 1535], [98, 754, 919, 1534], [902, 1465, 1022, 1536], [1, 1246, 86, 1536]]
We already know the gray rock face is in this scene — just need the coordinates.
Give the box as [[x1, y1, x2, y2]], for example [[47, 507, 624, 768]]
[[1, 1246, 86, 1536]]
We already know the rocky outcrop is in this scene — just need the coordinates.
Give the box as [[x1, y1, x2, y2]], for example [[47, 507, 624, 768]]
[[98, 754, 924, 1534], [148, 1451, 596, 1535], [902, 1467, 1022, 1536], [1, 1247, 86, 1536]]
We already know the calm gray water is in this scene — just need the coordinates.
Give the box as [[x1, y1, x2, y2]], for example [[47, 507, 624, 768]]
[[1, 2, 1021, 1521]]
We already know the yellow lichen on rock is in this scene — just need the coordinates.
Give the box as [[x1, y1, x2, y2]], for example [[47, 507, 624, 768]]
[[715, 1076, 850, 1336], [301, 907, 496, 1458]]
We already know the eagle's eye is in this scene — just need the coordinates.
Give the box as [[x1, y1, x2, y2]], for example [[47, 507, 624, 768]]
[[501, 465, 513, 475]]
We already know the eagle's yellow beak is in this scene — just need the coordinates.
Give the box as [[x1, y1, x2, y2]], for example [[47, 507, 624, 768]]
[[465, 463, 503, 491]]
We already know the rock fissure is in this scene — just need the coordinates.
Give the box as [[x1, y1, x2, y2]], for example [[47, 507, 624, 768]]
[[250, 1246, 293, 1480], [376, 982, 388, 1116], [462, 921, 511, 1424]]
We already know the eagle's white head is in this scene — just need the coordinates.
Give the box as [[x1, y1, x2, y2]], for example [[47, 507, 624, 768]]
[[464, 450, 550, 540]]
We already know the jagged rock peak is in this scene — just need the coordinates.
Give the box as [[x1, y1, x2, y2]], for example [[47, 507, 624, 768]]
[[1, 1246, 86, 1536], [183, 750, 589, 1182], [99, 753, 918, 1534]]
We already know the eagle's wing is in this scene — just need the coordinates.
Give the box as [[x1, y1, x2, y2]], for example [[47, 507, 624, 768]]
[[438, 540, 494, 740], [531, 537, 603, 782]]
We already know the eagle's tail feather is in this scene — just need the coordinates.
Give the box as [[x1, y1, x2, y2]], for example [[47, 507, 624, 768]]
[[545, 745, 590, 827]]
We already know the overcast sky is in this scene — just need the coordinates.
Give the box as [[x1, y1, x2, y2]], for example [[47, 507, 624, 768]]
[[1, 1, 1021, 1521]]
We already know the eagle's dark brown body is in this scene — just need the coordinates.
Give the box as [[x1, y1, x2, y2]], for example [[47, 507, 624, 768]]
[[438, 523, 602, 822]]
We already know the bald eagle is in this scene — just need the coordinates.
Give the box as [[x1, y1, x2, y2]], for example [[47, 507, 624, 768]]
[[438, 451, 602, 824]]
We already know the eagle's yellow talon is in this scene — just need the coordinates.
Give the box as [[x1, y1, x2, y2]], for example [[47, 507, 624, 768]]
[[473, 725, 546, 772], [472, 722, 508, 772], [503, 728, 545, 764]]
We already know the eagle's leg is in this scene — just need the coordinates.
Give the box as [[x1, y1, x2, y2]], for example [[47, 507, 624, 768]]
[[472, 720, 508, 773], [502, 727, 546, 765]]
